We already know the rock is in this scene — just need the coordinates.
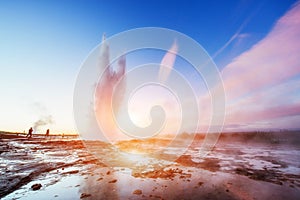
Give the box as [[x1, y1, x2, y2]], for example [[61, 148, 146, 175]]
[[106, 171, 111, 175], [31, 183, 42, 190], [133, 189, 142, 195], [132, 168, 179, 179], [108, 179, 117, 183], [63, 170, 79, 174], [198, 181, 204, 186], [66, 170, 79, 174], [80, 193, 91, 198]]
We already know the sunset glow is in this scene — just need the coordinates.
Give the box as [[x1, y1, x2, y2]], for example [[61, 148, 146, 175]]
[[1, 1, 299, 134], [1, 1, 300, 199]]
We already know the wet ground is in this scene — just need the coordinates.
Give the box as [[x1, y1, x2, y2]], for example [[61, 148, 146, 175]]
[[1, 136, 300, 199]]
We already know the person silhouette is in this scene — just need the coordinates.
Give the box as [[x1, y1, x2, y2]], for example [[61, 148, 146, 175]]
[[26, 127, 33, 138], [45, 129, 50, 137]]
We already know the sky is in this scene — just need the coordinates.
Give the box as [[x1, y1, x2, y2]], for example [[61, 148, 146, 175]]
[[0, 0, 299, 135]]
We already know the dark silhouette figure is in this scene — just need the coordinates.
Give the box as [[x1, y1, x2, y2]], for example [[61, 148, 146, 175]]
[[26, 127, 33, 138], [45, 129, 50, 137]]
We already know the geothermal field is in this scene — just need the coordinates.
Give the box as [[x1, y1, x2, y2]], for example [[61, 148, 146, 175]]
[[0, 131, 299, 200], [2, 0, 300, 200]]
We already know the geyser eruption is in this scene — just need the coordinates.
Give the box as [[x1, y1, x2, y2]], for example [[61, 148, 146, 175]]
[[95, 34, 126, 141], [158, 41, 178, 83], [74, 28, 224, 163], [94, 36, 180, 141]]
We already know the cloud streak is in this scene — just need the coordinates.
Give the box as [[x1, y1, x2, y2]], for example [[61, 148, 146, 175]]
[[220, 2, 300, 130], [158, 41, 178, 83], [222, 2, 300, 99]]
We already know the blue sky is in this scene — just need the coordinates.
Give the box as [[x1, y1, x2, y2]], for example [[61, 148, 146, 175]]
[[0, 0, 299, 134]]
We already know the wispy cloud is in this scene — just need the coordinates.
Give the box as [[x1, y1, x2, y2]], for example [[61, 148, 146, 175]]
[[212, 1, 263, 59], [222, 2, 300, 99], [220, 2, 300, 130], [158, 41, 178, 83]]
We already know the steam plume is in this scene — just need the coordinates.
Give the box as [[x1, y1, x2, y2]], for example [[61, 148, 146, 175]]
[[158, 41, 178, 83], [33, 115, 54, 131]]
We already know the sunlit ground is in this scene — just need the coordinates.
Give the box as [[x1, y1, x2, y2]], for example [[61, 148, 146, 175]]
[[1, 131, 300, 199]]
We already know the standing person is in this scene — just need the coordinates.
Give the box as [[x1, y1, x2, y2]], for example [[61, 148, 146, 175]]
[[45, 129, 50, 137], [26, 127, 33, 138]]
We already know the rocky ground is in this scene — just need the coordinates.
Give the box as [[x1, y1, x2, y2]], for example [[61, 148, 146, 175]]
[[0, 135, 300, 199]]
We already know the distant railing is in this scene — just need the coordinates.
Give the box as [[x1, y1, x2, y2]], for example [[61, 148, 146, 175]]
[[0, 131, 79, 139]]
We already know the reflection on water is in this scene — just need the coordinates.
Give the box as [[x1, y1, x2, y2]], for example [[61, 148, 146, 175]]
[[1, 133, 300, 199]]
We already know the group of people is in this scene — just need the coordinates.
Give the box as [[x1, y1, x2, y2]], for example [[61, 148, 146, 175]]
[[26, 127, 50, 138]]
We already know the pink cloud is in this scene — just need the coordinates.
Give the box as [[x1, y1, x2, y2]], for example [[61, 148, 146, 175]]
[[226, 102, 300, 124], [222, 2, 300, 100], [218, 2, 300, 130]]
